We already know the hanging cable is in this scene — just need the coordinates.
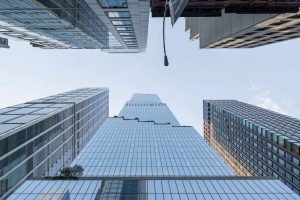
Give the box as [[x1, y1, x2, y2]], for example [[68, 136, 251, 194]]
[[163, 0, 169, 66]]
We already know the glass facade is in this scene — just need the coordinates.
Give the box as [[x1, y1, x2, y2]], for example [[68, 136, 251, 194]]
[[0, 0, 110, 49], [0, 88, 109, 199], [203, 100, 300, 195], [0, 0, 150, 52], [98, 0, 128, 8], [8, 178, 299, 200], [8, 94, 298, 199]]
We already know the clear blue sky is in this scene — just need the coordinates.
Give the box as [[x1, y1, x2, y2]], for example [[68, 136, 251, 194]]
[[1, 18, 300, 134]]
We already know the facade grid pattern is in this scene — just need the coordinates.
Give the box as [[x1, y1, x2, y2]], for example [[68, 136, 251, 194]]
[[7, 94, 299, 199], [0, 88, 109, 199], [203, 100, 300, 195]]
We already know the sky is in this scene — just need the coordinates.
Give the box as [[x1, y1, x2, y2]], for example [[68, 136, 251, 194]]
[[0, 17, 300, 134]]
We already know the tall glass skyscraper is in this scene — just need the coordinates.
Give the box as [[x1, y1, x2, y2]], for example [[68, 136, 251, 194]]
[[7, 94, 298, 199], [0, 0, 149, 52], [0, 88, 109, 199], [203, 100, 300, 195]]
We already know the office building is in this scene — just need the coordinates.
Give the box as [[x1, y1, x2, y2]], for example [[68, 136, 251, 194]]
[[0, 88, 109, 199], [151, 0, 300, 17], [0, 37, 8, 48], [185, 9, 300, 48], [7, 94, 298, 199], [203, 100, 300, 194], [0, 0, 150, 52]]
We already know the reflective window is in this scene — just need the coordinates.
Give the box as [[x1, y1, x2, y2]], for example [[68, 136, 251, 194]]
[[116, 27, 134, 31], [6, 115, 43, 124], [112, 20, 132, 26], [32, 108, 59, 114], [119, 32, 135, 36], [0, 124, 21, 135], [106, 11, 130, 18], [0, 108, 18, 114], [97, 0, 128, 8], [8, 179, 299, 200], [7, 108, 41, 115], [28, 104, 53, 108], [0, 115, 20, 123]]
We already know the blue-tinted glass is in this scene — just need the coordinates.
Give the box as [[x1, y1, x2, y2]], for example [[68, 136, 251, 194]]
[[106, 11, 130, 18], [98, 0, 128, 8], [111, 20, 132, 26]]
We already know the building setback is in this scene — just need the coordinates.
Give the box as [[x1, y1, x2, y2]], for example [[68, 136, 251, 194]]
[[203, 100, 300, 195], [0, 88, 109, 199], [7, 94, 299, 199], [185, 9, 300, 48], [0, 0, 149, 52]]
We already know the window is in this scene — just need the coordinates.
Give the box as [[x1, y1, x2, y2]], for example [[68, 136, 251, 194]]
[[119, 32, 135, 36], [112, 20, 132, 26], [97, 0, 128, 8], [0, 115, 20, 123], [267, 131, 272, 140], [0, 124, 21, 135], [278, 149, 285, 157], [116, 27, 134, 31], [106, 11, 130, 18], [293, 167, 300, 176], [285, 140, 292, 151], [286, 162, 292, 171], [272, 134, 278, 143], [122, 36, 136, 39], [278, 137, 284, 147], [7, 115, 43, 124], [293, 157, 299, 165], [292, 143, 300, 155]]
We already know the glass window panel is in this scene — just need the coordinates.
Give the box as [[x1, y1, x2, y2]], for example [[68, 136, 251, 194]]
[[175, 180, 186, 193], [7, 108, 41, 114], [161, 180, 170, 193], [32, 108, 59, 114], [0, 124, 21, 135], [112, 20, 132, 26], [154, 180, 163, 193], [0, 115, 20, 123], [7, 115, 43, 124], [6, 194, 20, 200], [147, 181, 155, 193], [116, 27, 134, 31], [183, 180, 194, 193], [0, 108, 18, 114], [211, 194, 222, 200], [106, 11, 130, 18], [168, 181, 178, 193], [119, 32, 135, 36], [28, 104, 53, 108], [10, 104, 30, 108], [23, 181, 42, 193], [148, 194, 156, 200], [97, 0, 128, 8], [164, 194, 172, 200], [203, 194, 214, 200]]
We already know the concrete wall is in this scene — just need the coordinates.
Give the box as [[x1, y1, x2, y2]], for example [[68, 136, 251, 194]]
[[186, 12, 276, 48]]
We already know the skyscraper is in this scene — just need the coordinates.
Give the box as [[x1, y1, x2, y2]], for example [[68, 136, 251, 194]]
[[203, 100, 300, 194], [151, 0, 299, 17], [0, 88, 109, 199], [0, 0, 149, 52], [185, 9, 300, 48], [7, 94, 298, 199]]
